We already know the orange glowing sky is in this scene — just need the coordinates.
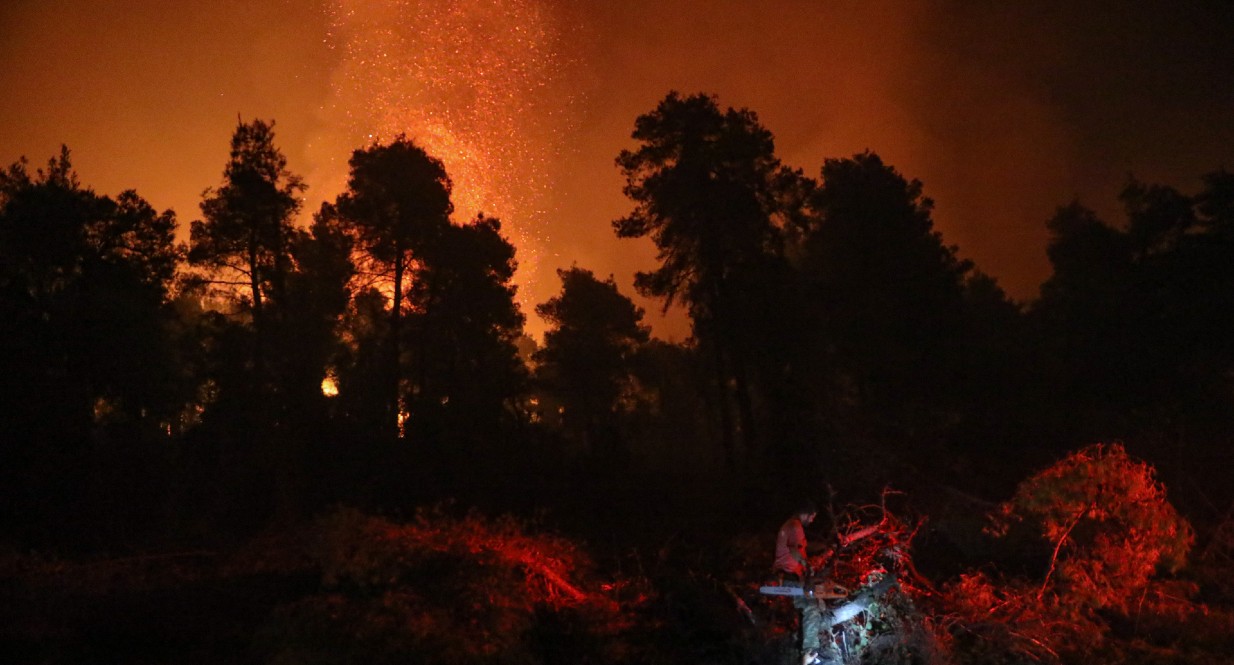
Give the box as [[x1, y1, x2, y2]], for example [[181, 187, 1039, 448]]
[[3, 0, 1232, 340]]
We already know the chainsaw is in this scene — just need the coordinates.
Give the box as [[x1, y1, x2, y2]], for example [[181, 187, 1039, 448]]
[[759, 580, 849, 600]]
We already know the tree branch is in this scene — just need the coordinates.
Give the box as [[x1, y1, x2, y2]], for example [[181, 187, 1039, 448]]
[[826, 574, 898, 627], [1039, 502, 1093, 599]]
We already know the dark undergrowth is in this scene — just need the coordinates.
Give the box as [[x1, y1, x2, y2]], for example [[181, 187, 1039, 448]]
[[4, 455, 1234, 665]]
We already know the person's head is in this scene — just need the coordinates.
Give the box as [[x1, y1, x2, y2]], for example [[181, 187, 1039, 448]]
[[797, 500, 818, 525]]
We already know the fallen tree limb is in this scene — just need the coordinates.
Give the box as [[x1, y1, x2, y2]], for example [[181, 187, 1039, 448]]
[[517, 556, 587, 603], [839, 524, 882, 548], [827, 574, 898, 627]]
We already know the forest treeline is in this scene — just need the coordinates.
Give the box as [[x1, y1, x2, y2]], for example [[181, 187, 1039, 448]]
[[2, 91, 1233, 552]]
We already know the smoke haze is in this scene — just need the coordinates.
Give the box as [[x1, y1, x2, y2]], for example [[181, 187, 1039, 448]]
[[3, 0, 1231, 339]]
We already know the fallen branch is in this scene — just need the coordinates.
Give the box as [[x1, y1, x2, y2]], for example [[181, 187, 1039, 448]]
[[1039, 502, 1092, 599], [517, 556, 587, 603], [826, 574, 898, 627], [839, 524, 882, 548]]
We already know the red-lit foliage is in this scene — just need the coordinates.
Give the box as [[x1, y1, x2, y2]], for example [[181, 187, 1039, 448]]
[[261, 506, 626, 664], [941, 443, 1204, 663], [811, 494, 946, 663], [726, 450, 1228, 664], [991, 443, 1193, 611], [728, 491, 945, 664], [7, 448, 1230, 664], [822, 490, 929, 595], [318, 505, 591, 608]]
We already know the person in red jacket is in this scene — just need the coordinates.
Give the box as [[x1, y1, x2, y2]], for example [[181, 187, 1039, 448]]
[[774, 501, 818, 581], [773, 501, 825, 657]]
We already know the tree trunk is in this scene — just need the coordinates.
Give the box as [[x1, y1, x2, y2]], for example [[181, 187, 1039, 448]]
[[731, 349, 758, 453], [389, 247, 405, 440], [249, 229, 266, 384], [711, 341, 736, 471], [825, 574, 897, 627]]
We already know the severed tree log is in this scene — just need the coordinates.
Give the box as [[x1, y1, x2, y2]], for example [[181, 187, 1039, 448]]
[[825, 574, 898, 627], [838, 523, 882, 548], [533, 564, 588, 603]]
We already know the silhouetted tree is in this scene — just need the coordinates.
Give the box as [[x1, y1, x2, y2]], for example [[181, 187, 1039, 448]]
[[623, 338, 722, 471], [404, 215, 527, 449], [279, 212, 354, 417], [333, 287, 393, 439], [947, 270, 1038, 490], [534, 266, 650, 460], [1190, 169, 1234, 380], [0, 148, 183, 438], [331, 137, 453, 439], [1119, 177, 1233, 433], [189, 119, 304, 389], [795, 153, 971, 437], [271, 212, 355, 515], [1033, 201, 1137, 447], [0, 147, 183, 544], [1033, 172, 1234, 476], [615, 92, 807, 463]]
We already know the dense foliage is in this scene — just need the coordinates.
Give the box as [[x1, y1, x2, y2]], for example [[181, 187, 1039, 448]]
[[2, 96, 1233, 664]]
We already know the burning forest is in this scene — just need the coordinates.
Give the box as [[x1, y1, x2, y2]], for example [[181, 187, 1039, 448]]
[[3, 2, 1234, 663]]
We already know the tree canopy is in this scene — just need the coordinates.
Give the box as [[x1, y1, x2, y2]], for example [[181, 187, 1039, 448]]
[[615, 91, 809, 459], [329, 136, 454, 438], [534, 266, 650, 456], [189, 118, 304, 316]]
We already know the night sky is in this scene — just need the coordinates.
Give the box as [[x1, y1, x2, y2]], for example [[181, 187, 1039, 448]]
[[2, 0, 1231, 339]]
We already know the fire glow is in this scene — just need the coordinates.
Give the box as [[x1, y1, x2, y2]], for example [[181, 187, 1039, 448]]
[[316, 0, 577, 316]]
